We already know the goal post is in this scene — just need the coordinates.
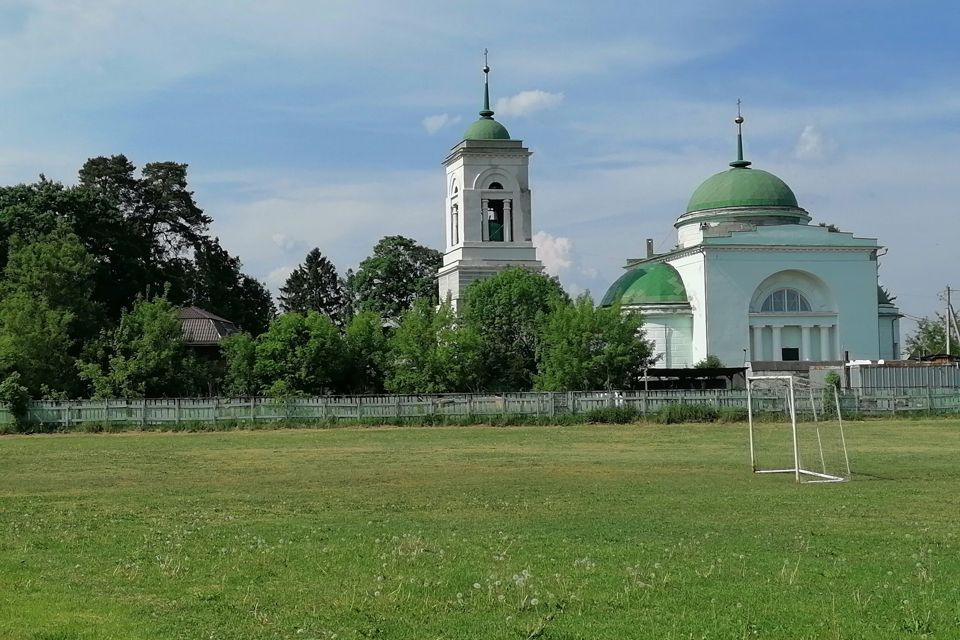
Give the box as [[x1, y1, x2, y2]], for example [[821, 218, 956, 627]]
[[747, 375, 850, 483]]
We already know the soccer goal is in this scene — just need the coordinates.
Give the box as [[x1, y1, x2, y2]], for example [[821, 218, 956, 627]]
[[747, 375, 850, 483]]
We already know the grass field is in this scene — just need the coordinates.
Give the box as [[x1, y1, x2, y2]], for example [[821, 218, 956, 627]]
[[1, 420, 959, 639]]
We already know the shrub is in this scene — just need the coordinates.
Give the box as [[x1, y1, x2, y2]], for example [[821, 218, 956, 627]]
[[824, 371, 842, 390], [0, 373, 32, 431], [654, 402, 719, 424], [584, 406, 639, 424]]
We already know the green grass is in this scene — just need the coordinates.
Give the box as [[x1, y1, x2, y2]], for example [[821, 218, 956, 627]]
[[1, 421, 958, 639]]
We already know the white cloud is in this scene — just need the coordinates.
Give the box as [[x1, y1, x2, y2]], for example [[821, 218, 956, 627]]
[[422, 113, 461, 135], [495, 91, 564, 118], [271, 233, 300, 252], [266, 265, 294, 294], [793, 125, 835, 161], [533, 231, 574, 276], [206, 168, 442, 289]]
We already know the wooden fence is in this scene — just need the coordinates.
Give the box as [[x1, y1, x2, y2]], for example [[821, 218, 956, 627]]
[[1, 387, 958, 427]]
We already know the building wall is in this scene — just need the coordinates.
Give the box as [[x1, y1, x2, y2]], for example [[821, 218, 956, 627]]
[[666, 251, 707, 362], [699, 246, 880, 366], [641, 311, 694, 368], [878, 307, 901, 360]]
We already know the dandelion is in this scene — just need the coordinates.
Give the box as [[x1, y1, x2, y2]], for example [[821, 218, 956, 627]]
[[530, 598, 539, 606], [473, 583, 481, 589]]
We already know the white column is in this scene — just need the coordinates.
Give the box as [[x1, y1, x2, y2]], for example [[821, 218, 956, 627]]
[[503, 199, 513, 242], [801, 326, 811, 361], [819, 325, 831, 360], [752, 325, 764, 361], [451, 206, 459, 245], [480, 199, 488, 241], [771, 325, 782, 361]]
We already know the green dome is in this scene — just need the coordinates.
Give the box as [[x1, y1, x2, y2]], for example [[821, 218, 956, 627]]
[[464, 117, 511, 140], [686, 167, 798, 213], [601, 263, 688, 307]]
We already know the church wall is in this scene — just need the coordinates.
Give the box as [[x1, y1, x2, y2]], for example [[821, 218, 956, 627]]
[[878, 312, 901, 359], [702, 248, 881, 365], [642, 313, 693, 368], [666, 252, 707, 362]]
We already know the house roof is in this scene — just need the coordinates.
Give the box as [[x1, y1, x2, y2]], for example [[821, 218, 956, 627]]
[[178, 306, 239, 346]]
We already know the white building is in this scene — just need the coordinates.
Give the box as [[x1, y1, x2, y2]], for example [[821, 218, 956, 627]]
[[601, 113, 901, 368], [436, 61, 542, 308]]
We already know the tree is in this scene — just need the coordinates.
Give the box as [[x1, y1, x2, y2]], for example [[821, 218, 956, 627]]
[[693, 355, 724, 369], [191, 237, 275, 335], [343, 312, 389, 394], [252, 311, 347, 396], [346, 236, 442, 322], [220, 332, 259, 396], [536, 296, 654, 391], [905, 314, 960, 357], [77, 296, 201, 398], [279, 248, 346, 322], [385, 300, 484, 393], [3, 223, 97, 333], [136, 161, 213, 261], [460, 267, 569, 391], [0, 293, 76, 396]]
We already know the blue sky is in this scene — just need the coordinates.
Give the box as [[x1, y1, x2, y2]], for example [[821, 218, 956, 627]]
[[1, 1, 957, 336]]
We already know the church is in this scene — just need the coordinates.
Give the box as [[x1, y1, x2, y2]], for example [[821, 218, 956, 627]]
[[438, 62, 901, 369]]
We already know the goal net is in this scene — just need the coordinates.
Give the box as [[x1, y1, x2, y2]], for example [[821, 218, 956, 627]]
[[747, 375, 850, 483]]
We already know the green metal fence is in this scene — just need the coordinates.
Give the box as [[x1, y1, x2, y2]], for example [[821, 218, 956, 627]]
[[1, 387, 958, 427]]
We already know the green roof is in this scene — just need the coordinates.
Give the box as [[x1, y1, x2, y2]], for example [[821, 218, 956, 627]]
[[686, 167, 798, 213], [601, 263, 688, 307], [464, 117, 511, 140]]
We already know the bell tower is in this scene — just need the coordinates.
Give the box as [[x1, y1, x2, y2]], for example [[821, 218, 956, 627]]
[[437, 53, 543, 308]]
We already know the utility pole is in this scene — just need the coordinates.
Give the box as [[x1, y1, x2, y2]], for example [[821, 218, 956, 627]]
[[947, 285, 960, 354]]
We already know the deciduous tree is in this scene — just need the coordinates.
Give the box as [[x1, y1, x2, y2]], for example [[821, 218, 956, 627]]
[[460, 267, 568, 391], [536, 296, 653, 391], [346, 236, 441, 322], [905, 314, 960, 357], [77, 296, 201, 398]]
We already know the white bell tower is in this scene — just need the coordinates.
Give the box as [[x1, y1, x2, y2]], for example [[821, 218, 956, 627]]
[[437, 53, 543, 308]]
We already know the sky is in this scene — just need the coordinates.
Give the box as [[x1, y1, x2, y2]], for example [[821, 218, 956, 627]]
[[0, 0, 957, 337]]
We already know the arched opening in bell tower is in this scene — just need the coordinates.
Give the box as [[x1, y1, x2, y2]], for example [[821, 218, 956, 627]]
[[485, 182, 507, 242]]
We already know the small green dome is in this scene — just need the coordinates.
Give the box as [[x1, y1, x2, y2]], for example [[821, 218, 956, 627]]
[[601, 263, 688, 307], [686, 167, 798, 213], [464, 117, 511, 140]]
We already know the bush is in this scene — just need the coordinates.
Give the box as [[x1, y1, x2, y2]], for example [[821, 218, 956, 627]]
[[824, 371, 842, 390], [0, 373, 32, 431], [584, 406, 639, 424], [654, 403, 719, 424]]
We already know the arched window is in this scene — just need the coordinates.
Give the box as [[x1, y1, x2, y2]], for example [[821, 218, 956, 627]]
[[760, 288, 811, 313], [488, 182, 504, 190]]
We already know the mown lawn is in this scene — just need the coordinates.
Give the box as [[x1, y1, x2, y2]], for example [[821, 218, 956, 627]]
[[1, 420, 958, 639]]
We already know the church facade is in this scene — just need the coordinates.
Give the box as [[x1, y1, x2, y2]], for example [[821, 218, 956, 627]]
[[435, 61, 900, 368], [601, 114, 901, 368], [436, 61, 543, 308]]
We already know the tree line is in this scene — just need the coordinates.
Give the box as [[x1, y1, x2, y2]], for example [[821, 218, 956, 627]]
[[0, 156, 654, 401], [223, 266, 653, 397]]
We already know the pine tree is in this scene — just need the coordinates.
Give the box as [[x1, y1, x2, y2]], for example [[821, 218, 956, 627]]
[[278, 248, 346, 322]]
